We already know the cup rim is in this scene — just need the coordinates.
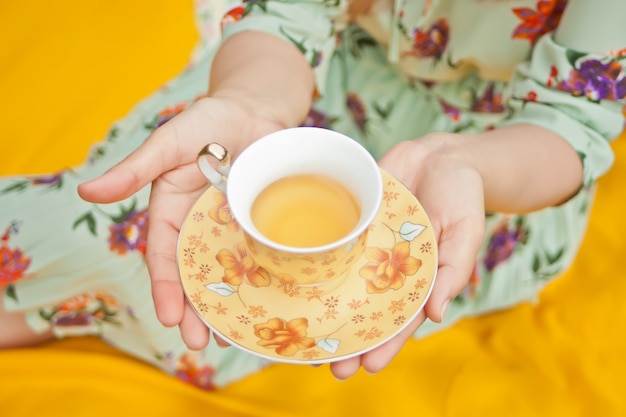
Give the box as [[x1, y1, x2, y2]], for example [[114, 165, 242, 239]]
[[227, 127, 383, 253]]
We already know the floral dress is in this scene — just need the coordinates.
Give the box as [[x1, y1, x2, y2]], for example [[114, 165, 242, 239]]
[[2, 0, 625, 390]]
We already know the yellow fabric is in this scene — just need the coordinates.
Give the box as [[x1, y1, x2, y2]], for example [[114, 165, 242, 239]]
[[1, 1, 625, 415]]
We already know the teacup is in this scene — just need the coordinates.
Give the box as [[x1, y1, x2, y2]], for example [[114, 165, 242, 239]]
[[196, 127, 383, 286]]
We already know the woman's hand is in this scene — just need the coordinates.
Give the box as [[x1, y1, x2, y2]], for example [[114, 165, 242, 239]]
[[78, 96, 285, 349], [329, 133, 487, 379]]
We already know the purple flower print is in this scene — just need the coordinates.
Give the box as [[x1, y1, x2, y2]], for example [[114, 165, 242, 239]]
[[484, 219, 528, 272], [438, 99, 461, 122], [31, 172, 64, 187], [108, 209, 149, 255], [301, 108, 335, 129], [346, 92, 367, 133], [471, 83, 506, 113], [557, 59, 626, 101]]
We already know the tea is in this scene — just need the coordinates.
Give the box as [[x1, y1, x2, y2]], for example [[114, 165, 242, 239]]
[[251, 174, 361, 248]]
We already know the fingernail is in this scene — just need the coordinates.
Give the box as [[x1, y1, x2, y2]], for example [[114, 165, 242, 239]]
[[440, 299, 450, 322]]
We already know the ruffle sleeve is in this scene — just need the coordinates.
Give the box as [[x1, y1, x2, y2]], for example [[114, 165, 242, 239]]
[[499, 33, 626, 187], [220, 1, 349, 96]]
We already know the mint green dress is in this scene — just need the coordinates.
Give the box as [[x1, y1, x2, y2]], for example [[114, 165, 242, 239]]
[[2, 0, 625, 390]]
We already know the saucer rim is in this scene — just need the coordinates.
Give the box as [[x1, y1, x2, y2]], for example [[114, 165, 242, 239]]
[[177, 168, 439, 365]]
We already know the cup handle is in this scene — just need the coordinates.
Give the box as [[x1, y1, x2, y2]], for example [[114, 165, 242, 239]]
[[197, 143, 231, 193]]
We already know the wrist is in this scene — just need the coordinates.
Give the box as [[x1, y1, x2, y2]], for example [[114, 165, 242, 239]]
[[459, 125, 583, 211], [210, 88, 309, 130], [381, 132, 483, 194], [209, 30, 315, 130]]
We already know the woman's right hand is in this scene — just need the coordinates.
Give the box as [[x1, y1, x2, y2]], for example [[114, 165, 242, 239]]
[[78, 96, 286, 349]]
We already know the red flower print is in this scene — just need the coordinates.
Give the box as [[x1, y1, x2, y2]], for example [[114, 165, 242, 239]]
[[108, 209, 149, 255], [220, 1, 267, 30], [410, 18, 450, 60], [546, 65, 559, 87], [221, 6, 246, 29], [512, 0, 567, 45], [524, 91, 538, 102], [0, 224, 31, 286]]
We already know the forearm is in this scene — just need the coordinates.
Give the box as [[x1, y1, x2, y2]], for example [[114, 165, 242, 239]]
[[209, 30, 315, 131], [461, 124, 583, 213], [470, 0, 625, 214]]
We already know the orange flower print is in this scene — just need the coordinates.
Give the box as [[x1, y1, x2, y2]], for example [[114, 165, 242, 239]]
[[58, 294, 92, 313], [254, 317, 316, 356], [208, 192, 239, 232], [216, 242, 271, 287], [512, 0, 566, 45], [1, 225, 31, 286], [359, 241, 422, 294], [147, 103, 187, 130], [175, 353, 216, 391], [41, 291, 123, 328]]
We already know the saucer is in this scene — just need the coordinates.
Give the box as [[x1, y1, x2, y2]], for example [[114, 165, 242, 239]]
[[177, 169, 438, 364]]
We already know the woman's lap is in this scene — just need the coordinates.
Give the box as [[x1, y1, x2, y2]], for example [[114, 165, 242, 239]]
[[0, 31, 593, 384]]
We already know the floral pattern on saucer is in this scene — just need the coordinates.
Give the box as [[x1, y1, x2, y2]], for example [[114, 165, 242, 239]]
[[178, 170, 438, 363]]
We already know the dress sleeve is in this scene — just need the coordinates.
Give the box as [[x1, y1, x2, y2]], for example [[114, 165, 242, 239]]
[[498, 0, 626, 187], [219, 1, 349, 96]]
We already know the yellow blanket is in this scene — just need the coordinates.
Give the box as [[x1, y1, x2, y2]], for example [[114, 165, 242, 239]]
[[1, 1, 625, 415]]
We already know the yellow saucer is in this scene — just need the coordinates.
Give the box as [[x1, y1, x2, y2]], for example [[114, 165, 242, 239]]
[[177, 169, 438, 364]]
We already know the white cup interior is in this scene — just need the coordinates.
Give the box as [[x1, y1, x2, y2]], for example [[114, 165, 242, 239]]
[[227, 127, 383, 253]]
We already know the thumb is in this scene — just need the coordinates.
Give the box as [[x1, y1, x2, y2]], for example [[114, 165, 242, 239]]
[[424, 216, 484, 323], [77, 116, 188, 204]]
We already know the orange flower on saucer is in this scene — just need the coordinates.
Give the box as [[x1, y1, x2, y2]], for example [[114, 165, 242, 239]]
[[359, 241, 422, 294], [216, 242, 271, 287], [208, 192, 239, 232], [254, 317, 316, 356]]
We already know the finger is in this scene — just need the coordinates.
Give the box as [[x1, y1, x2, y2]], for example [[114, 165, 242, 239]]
[[180, 300, 211, 350], [425, 217, 484, 323], [213, 332, 232, 348], [151, 277, 185, 327], [145, 190, 190, 327], [147, 193, 208, 327], [360, 310, 426, 374], [329, 311, 427, 379], [77, 116, 189, 204], [329, 355, 361, 380]]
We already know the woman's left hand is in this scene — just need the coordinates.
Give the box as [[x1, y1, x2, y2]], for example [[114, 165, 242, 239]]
[[329, 133, 487, 379]]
